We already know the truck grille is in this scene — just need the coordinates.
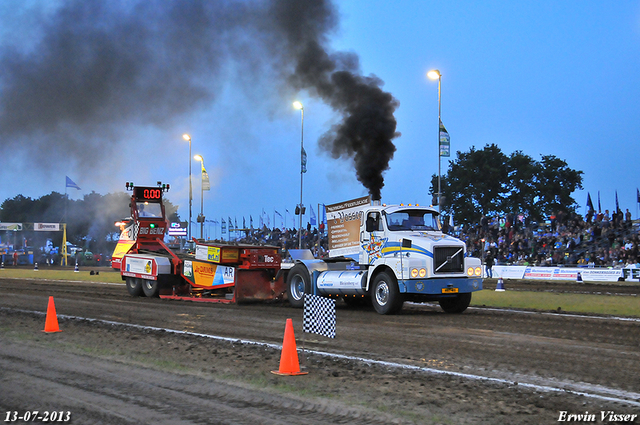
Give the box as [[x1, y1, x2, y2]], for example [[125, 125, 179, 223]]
[[434, 246, 464, 274]]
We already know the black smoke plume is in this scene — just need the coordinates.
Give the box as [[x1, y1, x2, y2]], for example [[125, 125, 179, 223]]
[[267, 0, 400, 199], [0, 0, 399, 198]]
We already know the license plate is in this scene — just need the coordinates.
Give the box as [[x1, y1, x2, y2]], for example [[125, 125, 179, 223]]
[[442, 287, 459, 293]]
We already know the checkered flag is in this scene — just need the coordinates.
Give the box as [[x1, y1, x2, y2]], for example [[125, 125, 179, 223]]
[[303, 294, 336, 338]]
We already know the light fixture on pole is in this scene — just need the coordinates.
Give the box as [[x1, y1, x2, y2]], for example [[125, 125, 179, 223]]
[[182, 133, 193, 241], [293, 101, 305, 249], [194, 154, 206, 239], [427, 69, 442, 214]]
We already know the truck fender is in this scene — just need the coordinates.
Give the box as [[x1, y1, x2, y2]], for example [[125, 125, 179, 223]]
[[295, 258, 330, 275], [366, 264, 396, 292]]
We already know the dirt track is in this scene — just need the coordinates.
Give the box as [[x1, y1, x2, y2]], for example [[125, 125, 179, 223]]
[[1, 276, 640, 424]]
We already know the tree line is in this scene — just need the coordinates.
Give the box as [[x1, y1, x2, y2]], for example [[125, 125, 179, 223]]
[[0, 191, 181, 255], [430, 143, 584, 225]]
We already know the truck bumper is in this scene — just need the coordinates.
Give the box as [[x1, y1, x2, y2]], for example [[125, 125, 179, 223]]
[[398, 277, 483, 295]]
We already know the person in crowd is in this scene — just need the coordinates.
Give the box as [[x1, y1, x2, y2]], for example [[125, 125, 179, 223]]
[[485, 251, 494, 278]]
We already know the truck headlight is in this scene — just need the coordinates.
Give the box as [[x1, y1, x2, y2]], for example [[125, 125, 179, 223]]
[[475, 267, 482, 276], [419, 268, 426, 278], [467, 267, 474, 276], [411, 268, 419, 278]]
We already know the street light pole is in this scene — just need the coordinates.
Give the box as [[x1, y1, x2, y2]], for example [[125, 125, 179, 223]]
[[427, 70, 442, 214], [194, 154, 205, 239], [293, 101, 304, 249], [182, 134, 192, 241]]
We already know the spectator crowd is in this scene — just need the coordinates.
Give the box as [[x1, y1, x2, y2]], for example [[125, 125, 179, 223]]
[[459, 208, 639, 268]]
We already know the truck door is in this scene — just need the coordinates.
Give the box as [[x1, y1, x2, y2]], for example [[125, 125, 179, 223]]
[[360, 211, 383, 264]]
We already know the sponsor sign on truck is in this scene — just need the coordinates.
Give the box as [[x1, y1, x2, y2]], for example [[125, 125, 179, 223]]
[[326, 195, 370, 258]]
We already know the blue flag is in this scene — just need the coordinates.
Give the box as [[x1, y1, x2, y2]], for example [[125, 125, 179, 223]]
[[65, 176, 81, 190], [322, 204, 327, 227], [310, 205, 317, 225]]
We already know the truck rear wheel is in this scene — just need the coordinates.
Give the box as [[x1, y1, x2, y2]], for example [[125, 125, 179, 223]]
[[126, 277, 143, 296], [371, 272, 403, 315], [439, 293, 472, 313], [286, 264, 309, 308], [142, 279, 159, 298]]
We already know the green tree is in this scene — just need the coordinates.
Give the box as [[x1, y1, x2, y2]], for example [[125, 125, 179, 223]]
[[503, 151, 542, 220], [433, 145, 583, 225], [535, 155, 583, 218], [433, 144, 509, 223], [1, 190, 183, 255], [0, 195, 34, 223]]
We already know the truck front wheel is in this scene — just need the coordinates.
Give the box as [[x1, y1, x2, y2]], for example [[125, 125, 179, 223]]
[[439, 293, 472, 313], [142, 279, 159, 297], [371, 272, 403, 315], [126, 277, 143, 296], [286, 264, 310, 308]]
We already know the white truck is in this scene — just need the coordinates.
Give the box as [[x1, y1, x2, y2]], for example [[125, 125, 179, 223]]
[[284, 196, 483, 314]]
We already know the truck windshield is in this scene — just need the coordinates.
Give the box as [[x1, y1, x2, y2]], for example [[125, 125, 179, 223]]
[[136, 202, 162, 218], [385, 210, 439, 231]]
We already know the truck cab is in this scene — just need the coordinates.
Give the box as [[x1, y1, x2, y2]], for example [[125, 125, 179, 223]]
[[286, 196, 483, 314]]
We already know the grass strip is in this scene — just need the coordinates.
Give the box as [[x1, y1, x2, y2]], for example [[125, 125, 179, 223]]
[[0, 268, 123, 283], [473, 289, 640, 317]]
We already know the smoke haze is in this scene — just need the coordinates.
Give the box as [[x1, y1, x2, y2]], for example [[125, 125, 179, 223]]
[[0, 0, 399, 199]]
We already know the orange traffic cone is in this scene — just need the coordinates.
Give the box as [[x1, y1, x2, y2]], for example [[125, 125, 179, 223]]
[[271, 318, 308, 376], [43, 296, 62, 333]]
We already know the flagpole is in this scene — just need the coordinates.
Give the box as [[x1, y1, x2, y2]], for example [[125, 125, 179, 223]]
[[427, 70, 442, 214], [63, 176, 67, 266], [298, 104, 304, 249], [437, 73, 441, 215], [64, 184, 68, 224]]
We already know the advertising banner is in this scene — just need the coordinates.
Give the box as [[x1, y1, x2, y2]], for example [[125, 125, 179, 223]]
[[34, 223, 61, 231], [194, 244, 239, 263], [0, 223, 22, 231], [523, 267, 554, 279], [121, 255, 171, 280], [190, 260, 235, 289], [620, 266, 640, 282], [168, 222, 187, 236], [122, 256, 157, 280], [491, 266, 526, 279], [439, 120, 450, 157], [326, 196, 370, 258], [495, 265, 624, 283]]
